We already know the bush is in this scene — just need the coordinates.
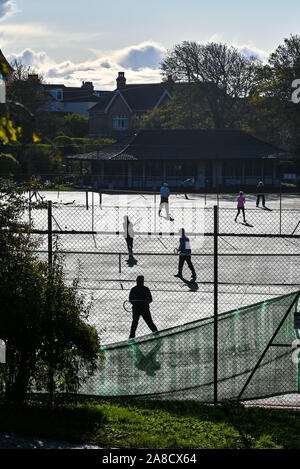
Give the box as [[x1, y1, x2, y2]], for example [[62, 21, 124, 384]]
[[53, 135, 116, 156], [62, 113, 89, 138], [53, 135, 77, 146], [21, 144, 61, 174], [53, 135, 80, 156], [0, 181, 103, 404], [0, 152, 20, 175]]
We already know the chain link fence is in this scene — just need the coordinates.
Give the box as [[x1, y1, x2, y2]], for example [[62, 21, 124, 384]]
[[21, 190, 300, 404]]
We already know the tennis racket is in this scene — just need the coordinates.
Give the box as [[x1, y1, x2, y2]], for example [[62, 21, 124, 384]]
[[123, 300, 132, 312], [173, 247, 180, 254], [123, 300, 150, 312]]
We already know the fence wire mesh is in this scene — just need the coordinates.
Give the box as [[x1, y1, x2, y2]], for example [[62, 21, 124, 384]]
[[22, 190, 300, 404], [80, 291, 300, 401]]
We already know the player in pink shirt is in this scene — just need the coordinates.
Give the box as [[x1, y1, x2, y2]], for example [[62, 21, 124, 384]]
[[235, 191, 246, 223]]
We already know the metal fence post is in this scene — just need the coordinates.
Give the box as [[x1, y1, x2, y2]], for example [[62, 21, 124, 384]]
[[92, 191, 94, 232], [119, 253, 122, 274], [48, 201, 52, 268], [86, 190, 89, 210], [279, 185, 282, 235], [154, 193, 157, 234], [28, 190, 32, 226], [47, 200, 54, 405], [214, 205, 219, 404]]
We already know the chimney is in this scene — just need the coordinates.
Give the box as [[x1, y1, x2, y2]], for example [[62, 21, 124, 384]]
[[81, 81, 94, 91], [116, 71, 126, 89], [166, 75, 174, 89], [28, 74, 39, 81]]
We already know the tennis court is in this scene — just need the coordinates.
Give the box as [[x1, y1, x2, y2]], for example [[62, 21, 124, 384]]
[[26, 190, 300, 345]]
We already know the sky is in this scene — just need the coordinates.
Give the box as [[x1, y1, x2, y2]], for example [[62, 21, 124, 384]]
[[0, 0, 300, 90]]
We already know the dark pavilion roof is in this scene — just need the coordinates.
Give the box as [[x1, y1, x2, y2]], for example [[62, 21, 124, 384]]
[[66, 134, 137, 161], [89, 83, 171, 114], [66, 129, 284, 162]]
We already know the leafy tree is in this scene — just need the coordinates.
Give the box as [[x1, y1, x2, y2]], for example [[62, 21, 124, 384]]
[[134, 83, 214, 130], [21, 144, 61, 174], [62, 113, 89, 138], [0, 181, 103, 404], [268, 35, 300, 101], [36, 112, 64, 141], [6, 60, 47, 116], [160, 41, 259, 128], [0, 58, 43, 145], [2, 60, 62, 145], [244, 35, 300, 150]]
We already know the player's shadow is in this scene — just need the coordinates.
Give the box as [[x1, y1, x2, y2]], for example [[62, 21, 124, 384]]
[[240, 221, 254, 228], [159, 214, 175, 221], [129, 338, 162, 377], [126, 258, 138, 268], [180, 277, 199, 291], [262, 206, 272, 212], [63, 200, 76, 206]]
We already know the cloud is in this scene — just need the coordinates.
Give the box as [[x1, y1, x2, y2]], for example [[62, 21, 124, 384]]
[[197, 36, 269, 63], [6, 39, 270, 90], [0, 0, 17, 20], [6, 41, 166, 89], [0, 23, 50, 47], [9, 48, 52, 68], [236, 44, 269, 63], [101, 61, 111, 69], [116, 42, 166, 71]]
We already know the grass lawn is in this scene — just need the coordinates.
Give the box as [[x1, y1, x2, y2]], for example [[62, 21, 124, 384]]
[[42, 185, 76, 191], [0, 396, 300, 449]]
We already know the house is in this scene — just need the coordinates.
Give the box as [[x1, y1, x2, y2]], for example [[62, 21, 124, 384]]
[[0, 49, 13, 104], [42, 81, 103, 117], [88, 72, 173, 136], [66, 128, 285, 190]]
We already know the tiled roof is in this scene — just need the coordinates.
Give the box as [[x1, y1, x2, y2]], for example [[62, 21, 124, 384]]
[[120, 84, 170, 111], [66, 129, 284, 161], [89, 83, 171, 113], [43, 84, 104, 103], [88, 91, 114, 113], [66, 135, 137, 161]]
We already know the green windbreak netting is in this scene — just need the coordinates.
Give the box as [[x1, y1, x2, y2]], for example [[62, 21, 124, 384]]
[[80, 291, 300, 401]]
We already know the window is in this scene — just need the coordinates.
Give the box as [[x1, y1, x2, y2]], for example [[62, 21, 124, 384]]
[[56, 89, 63, 101], [245, 160, 262, 177], [50, 89, 63, 101], [223, 161, 242, 177], [113, 115, 128, 130], [263, 159, 273, 176], [144, 161, 163, 177], [166, 162, 182, 177], [283, 173, 296, 180]]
